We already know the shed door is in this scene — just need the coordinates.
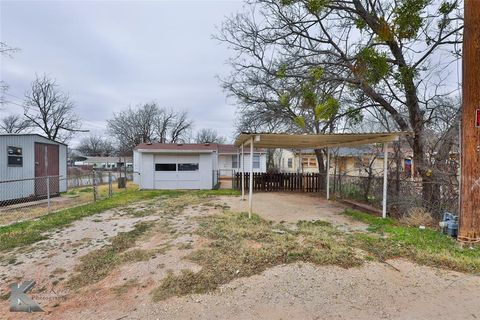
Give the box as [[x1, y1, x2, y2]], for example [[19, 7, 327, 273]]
[[35, 143, 60, 197]]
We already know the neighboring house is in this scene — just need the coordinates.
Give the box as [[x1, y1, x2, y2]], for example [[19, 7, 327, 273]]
[[275, 146, 413, 177], [217, 144, 267, 178], [0, 134, 67, 202], [133, 143, 267, 190], [74, 156, 133, 170]]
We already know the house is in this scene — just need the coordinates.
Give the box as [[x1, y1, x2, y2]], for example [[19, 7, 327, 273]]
[[0, 134, 67, 202], [133, 143, 267, 190], [275, 146, 413, 177], [217, 144, 267, 177]]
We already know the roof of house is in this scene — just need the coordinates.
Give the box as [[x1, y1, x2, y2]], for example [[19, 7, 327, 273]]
[[135, 143, 265, 154], [135, 143, 219, 152]]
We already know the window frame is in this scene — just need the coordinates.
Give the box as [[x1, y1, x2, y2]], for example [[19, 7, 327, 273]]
[[231, 155, 238, 169], [252, 154, 260, 169]]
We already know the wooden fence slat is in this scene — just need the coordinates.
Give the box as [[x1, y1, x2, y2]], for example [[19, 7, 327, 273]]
[[234, 172, 322, 193]]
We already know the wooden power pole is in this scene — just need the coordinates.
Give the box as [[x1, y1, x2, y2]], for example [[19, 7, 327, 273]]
[[459, 1, 480, 243]]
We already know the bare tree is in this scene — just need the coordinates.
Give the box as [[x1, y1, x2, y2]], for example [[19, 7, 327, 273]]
[[0, 114, 31, 133], [0, 42, 19, 57], [23, 74, 83, 142], [0, 42, 20, 107], [195, 128, 226, 144], [108, 102, 192, 155], [217, 0, 463, 213], [76, 135, 115, 157]]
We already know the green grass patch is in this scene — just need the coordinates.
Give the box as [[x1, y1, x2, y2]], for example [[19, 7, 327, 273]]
[[0, 189, 183, 252], [152, 212, 362, 301], [67, 222, 155, 288], [344, 209, 480, 273]]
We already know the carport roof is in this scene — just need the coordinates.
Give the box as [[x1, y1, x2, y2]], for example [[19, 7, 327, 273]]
[[234, 132, 412, 149]]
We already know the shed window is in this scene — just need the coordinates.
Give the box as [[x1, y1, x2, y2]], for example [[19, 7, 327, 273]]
[[155, 163, 176, 171], [253, 154, 260, 169], [178, 163, 199, 171]]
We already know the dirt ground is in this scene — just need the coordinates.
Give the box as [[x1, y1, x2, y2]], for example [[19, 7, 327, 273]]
[[220, 192, 367, 229], [1, 193, 479, 320]]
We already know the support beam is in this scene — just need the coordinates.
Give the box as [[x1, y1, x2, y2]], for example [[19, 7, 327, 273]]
[[459, 1, 480, 243], [249, 137, 254, 218], [382, 143, 388, 219], [326, 148, 330, 200], [241, 144, 245, 201]]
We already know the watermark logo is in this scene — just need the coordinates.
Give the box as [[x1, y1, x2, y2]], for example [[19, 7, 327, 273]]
[[9, 280, 43, 312]]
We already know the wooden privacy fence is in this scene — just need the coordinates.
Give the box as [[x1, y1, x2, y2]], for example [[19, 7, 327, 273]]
[[234, 172, 324, 192]]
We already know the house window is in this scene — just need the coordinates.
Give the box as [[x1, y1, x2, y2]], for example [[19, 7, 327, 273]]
[[253, 154, 260, 169], [178, 163, 199, 171], [155, 163, 176, 171], [287, 158, 293, 168], [232, 155, 238, 169]]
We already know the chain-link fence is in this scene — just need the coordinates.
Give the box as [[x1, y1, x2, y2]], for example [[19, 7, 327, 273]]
[[329, 173, 459, 220], [0, 170, 132, 227]]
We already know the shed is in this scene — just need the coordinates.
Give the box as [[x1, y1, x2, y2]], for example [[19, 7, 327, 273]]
[[133, 143, 218, 190], [0, 134, 68, 202]]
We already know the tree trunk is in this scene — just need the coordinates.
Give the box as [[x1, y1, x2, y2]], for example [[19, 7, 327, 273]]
[[411, 131, 441, 217], [314, 148, 326, 188]]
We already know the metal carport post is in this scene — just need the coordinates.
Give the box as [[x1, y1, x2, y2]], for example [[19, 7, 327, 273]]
[[382, 143, 388, 219]]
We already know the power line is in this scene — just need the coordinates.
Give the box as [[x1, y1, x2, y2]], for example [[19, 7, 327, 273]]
[[1, 99, 24, 109], [3, 92, 24, 101]]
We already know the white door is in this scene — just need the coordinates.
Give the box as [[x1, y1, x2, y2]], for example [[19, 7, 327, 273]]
[[154, 154, 201, 189]]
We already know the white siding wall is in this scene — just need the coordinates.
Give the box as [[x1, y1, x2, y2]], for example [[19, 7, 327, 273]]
[[218, 153, 266, 177], [134, 152, 214, 190], [198, 153, 213, 189], [133, 150, 140, 185], [140, 153, 155, 189], [59, 144, 67, 192]]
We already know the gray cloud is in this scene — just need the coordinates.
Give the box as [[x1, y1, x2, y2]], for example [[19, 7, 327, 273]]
[[1, 0, 243, 145]]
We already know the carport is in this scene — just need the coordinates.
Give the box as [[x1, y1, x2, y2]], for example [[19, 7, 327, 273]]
[[234, 132, 411, 219]]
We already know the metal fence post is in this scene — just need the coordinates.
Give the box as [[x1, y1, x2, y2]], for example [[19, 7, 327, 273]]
[[92, 170, 97, 202], [46, 176, 51, 212], [108, 171, 112, 197]]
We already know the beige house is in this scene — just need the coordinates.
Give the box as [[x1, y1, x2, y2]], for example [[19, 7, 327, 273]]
[[275, 146, 413, 177]]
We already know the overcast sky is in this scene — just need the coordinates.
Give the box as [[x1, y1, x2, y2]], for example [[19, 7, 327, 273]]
[[0, 0, 243, 146]]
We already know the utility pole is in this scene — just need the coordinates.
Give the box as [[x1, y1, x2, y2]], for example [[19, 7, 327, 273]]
[[459, 1, 480, 243]]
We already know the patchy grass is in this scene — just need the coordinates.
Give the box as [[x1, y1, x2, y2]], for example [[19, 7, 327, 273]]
[[67, 222, 155, 288], [65, 189, 239, 288], [152, 212, 362, 301], [111, 279, 140, 297], [344, 209, 480, 273], [0, 189, 183, 251]]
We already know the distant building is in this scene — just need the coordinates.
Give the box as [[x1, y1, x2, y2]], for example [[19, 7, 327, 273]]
[[275, 146, 414, 177], [74, 156, 133, 170]]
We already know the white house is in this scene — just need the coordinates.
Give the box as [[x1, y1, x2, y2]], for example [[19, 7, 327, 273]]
[[133, 143, 267, 190], [217, 144, 267, 178], [0, 134, 67, 202]]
